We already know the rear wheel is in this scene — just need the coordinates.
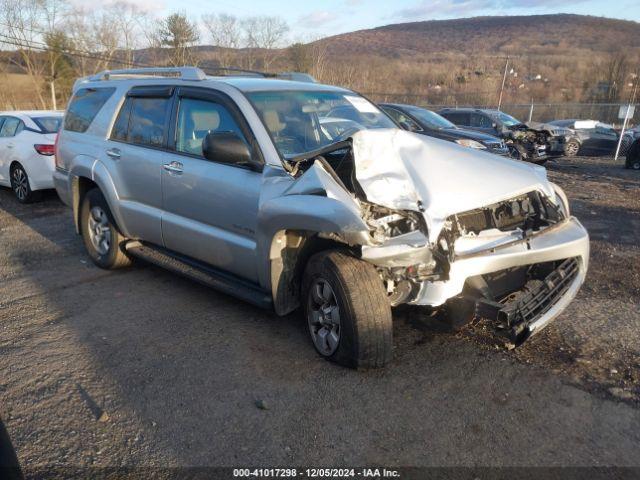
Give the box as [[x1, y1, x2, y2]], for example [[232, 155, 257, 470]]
[[10, 163, 41, 203], [302, 251, 393, 369], [80, 188, 132, 269]]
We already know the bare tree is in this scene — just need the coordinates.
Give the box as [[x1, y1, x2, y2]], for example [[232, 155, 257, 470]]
[[241, 15, 289, 70], [158, 12, 200, 66], [201, 13, 241, 68], [0, 0, 68, 108]]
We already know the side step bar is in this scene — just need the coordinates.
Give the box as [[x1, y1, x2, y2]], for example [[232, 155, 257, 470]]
[[125, 241, 273, 310]]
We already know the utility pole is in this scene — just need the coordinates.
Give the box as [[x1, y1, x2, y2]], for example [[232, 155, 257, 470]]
[[614, 78, 638, 161], [49, 81, 57, 110], [497, 57, 509, 111]]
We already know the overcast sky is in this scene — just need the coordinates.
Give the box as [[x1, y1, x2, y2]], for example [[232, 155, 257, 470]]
[[131, 0, 640, 40]]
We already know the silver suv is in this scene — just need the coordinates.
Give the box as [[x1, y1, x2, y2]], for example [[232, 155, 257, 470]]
[[54, 67, 589, 368]]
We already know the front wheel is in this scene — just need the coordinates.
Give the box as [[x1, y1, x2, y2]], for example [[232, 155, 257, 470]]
[[564, 139, 580, 157], [302, 251, 393, 369], [80, 188, 132, 269]]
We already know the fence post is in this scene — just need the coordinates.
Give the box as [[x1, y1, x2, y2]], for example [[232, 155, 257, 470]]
[[528, 99, 534, 122]]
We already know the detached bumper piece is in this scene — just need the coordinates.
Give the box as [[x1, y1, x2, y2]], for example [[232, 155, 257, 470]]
[[475, 257, 580, 343]]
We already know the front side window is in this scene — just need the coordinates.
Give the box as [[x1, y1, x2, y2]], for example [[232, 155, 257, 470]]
[[0, 117, 22, 137], [175, 98, 246, 156], [471, 113, 494, 128], [383, 107, 422, 131], [490, 111, 521, 127], [247, 90, 396, 158], [64, 88, 115, 133], [111, 96, 171, 148]]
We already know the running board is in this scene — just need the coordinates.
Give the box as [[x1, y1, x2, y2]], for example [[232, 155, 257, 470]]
[[125, 241, 273, 310]]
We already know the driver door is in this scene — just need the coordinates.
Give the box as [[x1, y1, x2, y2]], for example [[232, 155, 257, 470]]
[[161, 87, 262, 283]]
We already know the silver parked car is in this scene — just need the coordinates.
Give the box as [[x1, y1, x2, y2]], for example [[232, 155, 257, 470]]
[[54, 68, 589, 368]]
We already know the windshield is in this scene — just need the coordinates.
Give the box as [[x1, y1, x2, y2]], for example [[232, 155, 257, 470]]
[[405, 106, 456, 130], [490, 111, 521, 127], [247, 90, 396, 158], [32, 116, 62, 134]]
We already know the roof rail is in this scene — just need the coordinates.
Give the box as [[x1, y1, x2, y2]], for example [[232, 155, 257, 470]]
[[88, 67, 207, 82]]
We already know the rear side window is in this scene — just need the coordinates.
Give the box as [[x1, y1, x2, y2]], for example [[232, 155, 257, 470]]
[[33, 116, 62, 134], [64, 88, 115, 133], [111, 96, 171, 148], [0, 117, 23, 137], [442, 112, 470, 126]]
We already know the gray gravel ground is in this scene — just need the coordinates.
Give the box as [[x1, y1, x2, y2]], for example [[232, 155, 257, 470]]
[[0, 156, 639, 473]]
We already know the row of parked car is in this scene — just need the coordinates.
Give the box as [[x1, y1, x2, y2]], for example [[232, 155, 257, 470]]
[[0, 66, 595, 369], [379, 104, 639, 164]]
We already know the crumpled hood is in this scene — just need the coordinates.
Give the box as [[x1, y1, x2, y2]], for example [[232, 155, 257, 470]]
[[351, 129, 555, 241]]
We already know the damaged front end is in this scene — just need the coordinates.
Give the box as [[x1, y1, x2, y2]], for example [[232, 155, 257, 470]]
[[276, 129, 589, 344], [507, 124, 554, 163]]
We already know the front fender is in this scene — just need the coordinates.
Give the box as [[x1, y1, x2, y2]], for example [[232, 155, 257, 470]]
[[256, 194, 372, 291]]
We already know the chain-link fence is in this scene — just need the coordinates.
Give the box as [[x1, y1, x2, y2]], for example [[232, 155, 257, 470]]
[[364, 93, 639, 127]]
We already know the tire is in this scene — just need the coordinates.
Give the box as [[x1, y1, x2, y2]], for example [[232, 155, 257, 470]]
[[10, 163, 41, 203], [80, 188, 132, 269], [564, 139, 580, 157], [302, 250, 392, 369]]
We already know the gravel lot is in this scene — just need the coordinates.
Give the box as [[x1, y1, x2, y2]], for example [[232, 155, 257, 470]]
[[0, 156, 639, 473]]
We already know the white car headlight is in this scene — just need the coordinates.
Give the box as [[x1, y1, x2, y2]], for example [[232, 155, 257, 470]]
[[455, 139, 487, 149]]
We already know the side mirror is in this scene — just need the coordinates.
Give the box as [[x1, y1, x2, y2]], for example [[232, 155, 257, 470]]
[[202, 131, 256, 169]]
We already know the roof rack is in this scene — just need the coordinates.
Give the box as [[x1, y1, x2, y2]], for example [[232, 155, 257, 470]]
[[204, 67, 317, 83], [88, 67, 207, 82]]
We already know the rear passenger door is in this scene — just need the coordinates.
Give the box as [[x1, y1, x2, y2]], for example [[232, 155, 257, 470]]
[[160, 87, 262, 283], [106, 86, 173, 245]]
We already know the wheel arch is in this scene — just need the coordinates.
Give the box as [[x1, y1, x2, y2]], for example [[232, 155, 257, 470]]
[[70, 160, 128, 237], [268, 229, 359, 316]]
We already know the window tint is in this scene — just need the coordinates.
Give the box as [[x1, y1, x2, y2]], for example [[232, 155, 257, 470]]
[[443, 112, 470, 126], [111, 99, 133, 142], [0, 117, 22, 137], [64, 88, 115, 133], [32, 116, 62, 133], [129, 97, 170, 147], [175, 97, 246, 156], [111, 97, 171, 147], [471, 113, 493, 128]]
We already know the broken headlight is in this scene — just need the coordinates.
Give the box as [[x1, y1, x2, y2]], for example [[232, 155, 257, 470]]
[[455, 139, 487, 150], [363, 204, 425, 242]]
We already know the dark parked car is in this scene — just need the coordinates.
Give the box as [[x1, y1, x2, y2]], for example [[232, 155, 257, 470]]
[[438, 108, 572, 163], [625, 137, 640, 170], [380, 103, 509, 156], [548, 119, 633, 156]]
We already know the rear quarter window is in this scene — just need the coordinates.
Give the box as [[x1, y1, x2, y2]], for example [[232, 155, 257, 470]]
[[64, 88, 116, 133]]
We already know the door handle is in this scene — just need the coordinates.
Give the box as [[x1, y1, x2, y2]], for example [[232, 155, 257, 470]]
[[106, 148, 121, 159], [163, 161, 183, 174]]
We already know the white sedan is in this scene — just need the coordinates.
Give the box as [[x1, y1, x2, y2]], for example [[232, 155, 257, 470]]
[[0, 110, 63, 203]]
